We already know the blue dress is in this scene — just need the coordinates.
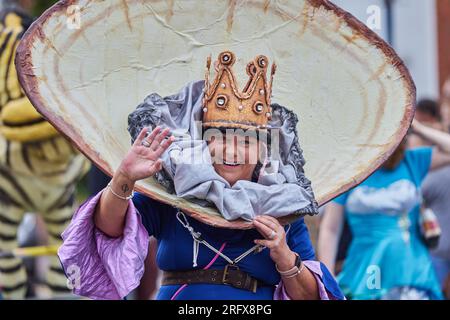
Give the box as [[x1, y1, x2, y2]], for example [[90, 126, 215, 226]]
[[132, 192, 344, 300], [333, 147, 443, 299]]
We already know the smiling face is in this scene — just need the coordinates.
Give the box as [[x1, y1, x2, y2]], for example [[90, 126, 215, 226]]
[[206, 129, 265, 186]]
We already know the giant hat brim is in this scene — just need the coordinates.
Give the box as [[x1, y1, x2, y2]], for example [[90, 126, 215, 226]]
[[16, 0, 415, 229]]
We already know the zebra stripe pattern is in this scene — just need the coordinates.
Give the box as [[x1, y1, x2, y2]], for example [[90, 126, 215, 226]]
[[0, 7, 90, 299]]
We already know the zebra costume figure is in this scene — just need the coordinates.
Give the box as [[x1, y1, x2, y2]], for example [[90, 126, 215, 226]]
[[0, 7, 90, 299]]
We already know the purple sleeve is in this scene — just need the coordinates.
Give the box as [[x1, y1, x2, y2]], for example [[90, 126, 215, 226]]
[[273, 260, 344, 300], [57, 189, 150, 300]]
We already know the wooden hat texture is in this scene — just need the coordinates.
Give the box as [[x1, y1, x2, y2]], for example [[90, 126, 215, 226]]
[[16, 0, 415, 229]]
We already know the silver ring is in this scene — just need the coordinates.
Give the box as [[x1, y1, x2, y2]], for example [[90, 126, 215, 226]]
[[141, 140, 151, 148], [269, 229, 276, 240]]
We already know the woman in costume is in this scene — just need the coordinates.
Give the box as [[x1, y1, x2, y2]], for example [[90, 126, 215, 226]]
[[58, 51, 344, 300], [318, 120, 450, 300]]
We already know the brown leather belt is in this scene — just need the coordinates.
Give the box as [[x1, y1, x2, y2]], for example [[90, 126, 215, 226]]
[[162, 265, 260, 293]]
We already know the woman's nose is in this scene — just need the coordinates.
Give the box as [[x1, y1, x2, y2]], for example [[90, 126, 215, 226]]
[[223, 143, 236, 161]]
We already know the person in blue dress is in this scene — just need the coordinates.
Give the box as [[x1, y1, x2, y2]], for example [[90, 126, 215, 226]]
[[57, 52, 345, 300], [318, 119, 450, 299]]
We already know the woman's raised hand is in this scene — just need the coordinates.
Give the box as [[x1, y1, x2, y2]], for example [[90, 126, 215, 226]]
[[118, 126, 175, 182]]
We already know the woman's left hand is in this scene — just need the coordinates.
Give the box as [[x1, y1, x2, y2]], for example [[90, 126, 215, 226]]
[[253, 215, 297, 269], [253, 215, 321, 300]]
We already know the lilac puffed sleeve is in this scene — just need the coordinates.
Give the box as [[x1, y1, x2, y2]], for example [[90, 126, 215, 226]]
[[57, 189, 150, 300]]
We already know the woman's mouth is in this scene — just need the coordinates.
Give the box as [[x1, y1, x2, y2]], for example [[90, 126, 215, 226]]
[[223, 160, 240, 167]]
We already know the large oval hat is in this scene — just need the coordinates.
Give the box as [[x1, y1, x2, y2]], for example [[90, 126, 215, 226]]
[[15, 0, 415, 229]]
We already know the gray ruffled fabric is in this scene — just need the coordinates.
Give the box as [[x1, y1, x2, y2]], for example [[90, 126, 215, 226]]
[[127, 80, 318, 221]]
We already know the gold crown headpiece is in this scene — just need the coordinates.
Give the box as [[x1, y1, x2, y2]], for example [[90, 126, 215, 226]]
[[202, 51, 276, 130]]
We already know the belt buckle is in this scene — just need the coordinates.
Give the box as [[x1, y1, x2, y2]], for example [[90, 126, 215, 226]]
[[222, 264, 239, 285]]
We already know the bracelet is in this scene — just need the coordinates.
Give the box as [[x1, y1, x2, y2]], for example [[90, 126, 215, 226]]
[[282, 262, 305, 279], [107, 181, 134, 200], [276, 252, 304, 278]]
